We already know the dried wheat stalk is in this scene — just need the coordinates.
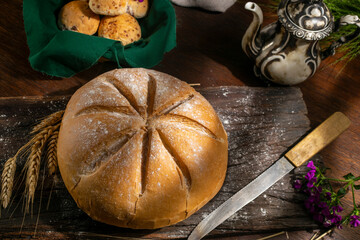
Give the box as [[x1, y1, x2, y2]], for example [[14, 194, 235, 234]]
[[1, 110, 64, 211], [33, 110, 63, 176], [1, 142, 32, 209], [25, 124, 59, 211], [30, 110, 64, 134], [1, 157, 16, 209], [46, 130, 59, 176]]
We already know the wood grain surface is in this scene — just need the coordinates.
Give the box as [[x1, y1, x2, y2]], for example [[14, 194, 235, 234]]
[[0, 0, 359, 239]]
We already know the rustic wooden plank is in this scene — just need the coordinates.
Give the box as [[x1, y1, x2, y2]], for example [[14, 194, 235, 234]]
[[0, 86, 319, 239]]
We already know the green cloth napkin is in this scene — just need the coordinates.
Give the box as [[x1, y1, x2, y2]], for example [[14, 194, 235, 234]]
[[23, 0, 177, 78]]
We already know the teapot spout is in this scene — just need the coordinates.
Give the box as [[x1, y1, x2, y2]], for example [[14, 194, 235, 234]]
[[242, 2, 264, 59]]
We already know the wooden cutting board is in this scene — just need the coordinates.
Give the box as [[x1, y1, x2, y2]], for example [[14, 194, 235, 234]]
[[0, 86, 319, 239]]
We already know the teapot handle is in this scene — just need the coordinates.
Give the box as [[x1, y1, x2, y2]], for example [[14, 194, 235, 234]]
[[321, 15, 360, 60]]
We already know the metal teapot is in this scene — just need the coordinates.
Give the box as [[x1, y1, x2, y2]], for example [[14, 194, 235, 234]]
[[242, 0, 360, 85]]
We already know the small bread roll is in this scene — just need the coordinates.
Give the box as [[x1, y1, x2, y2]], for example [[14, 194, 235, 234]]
[[98, 14, 141, 45], [89, 0, 148, 18], [57, 68, 228, 229], [126, 0, 148, 18], [89, 0, 127, 16], [58, 1, 100, 35]]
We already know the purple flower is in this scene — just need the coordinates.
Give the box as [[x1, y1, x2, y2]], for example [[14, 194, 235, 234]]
[[350, 215, 360, 227], [305, 171, 316, 180], [330, 214, 342, 224], [332, 205, 343, 213], [138, 0, 144, 2], [298, 161, 359, 229], [313, 213, 324, 222], [305, 171, 317, 188], [294, 180, 302, 189], [305, 199, 315, 213], [325, 192, 332, 200], [307, 161, 316, 171], [309, 194, 320, 203], [315, 186, 322, 193], [309, 191, 321, 202], [321, 208, 331, 218], [307, 180, 316, 188], [318, 202, 328, 209]]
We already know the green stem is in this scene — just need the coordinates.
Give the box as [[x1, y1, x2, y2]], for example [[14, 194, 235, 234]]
[[325, 178, 349, 183], [352, 185, 358, 210]]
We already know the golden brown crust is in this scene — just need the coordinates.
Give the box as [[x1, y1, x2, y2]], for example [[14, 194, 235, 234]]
[[89, 0, 127, 16], [58, 68, 228, 229], [58, 1, 100, 35], [98, 14, 141, 45], [127, 0, 148, 18], [89, 0, 148, 17]]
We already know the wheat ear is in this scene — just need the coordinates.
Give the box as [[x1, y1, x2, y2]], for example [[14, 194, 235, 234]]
[[1, 110, 64, 212], [1, 157, 16, 209], [46, 130, 59, 176], [25, 125, 58, 212], [1, 142, 32, 209], [30, 110, 64, 135]]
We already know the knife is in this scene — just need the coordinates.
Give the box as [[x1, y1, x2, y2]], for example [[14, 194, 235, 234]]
[[188, 112, 351, 240]]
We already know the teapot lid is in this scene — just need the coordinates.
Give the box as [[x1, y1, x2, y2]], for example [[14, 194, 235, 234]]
[[277, 0, 334, 40]]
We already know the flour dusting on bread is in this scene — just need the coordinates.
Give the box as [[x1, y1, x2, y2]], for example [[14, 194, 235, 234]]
[[57, 68, 228, 229]]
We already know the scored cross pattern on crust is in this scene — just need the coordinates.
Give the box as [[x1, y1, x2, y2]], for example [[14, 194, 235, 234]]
[[57, 69, 228, 229], [72, 73, 220, 197]]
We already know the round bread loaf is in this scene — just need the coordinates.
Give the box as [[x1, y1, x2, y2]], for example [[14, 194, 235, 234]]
[[98, 14, 141, 45], [89, 0, 148, 18], [57, 68, 228, 229], [58, 1, 100, 35]]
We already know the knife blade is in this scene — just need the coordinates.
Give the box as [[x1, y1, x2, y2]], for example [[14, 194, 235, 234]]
[[188, 112, 351, 240]]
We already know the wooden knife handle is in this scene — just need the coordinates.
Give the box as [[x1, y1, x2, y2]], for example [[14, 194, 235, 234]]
[[285, 112, 351, 167]]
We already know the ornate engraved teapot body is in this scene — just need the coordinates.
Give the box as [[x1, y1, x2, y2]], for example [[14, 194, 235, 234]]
[[242, 0, 360, 85]]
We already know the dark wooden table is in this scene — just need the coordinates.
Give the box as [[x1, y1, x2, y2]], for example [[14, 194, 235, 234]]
[[0, 0, 359, 239]]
